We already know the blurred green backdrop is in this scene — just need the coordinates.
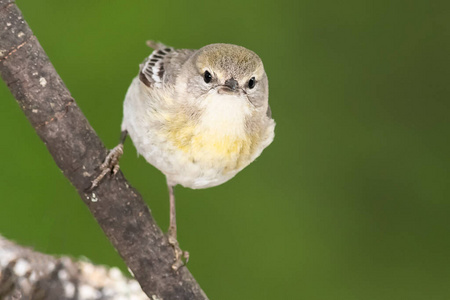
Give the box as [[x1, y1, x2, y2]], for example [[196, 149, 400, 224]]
[[1, 0, 450, 299]]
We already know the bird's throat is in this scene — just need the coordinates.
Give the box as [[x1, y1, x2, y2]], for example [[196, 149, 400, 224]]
[[166, 94, 256, 169]]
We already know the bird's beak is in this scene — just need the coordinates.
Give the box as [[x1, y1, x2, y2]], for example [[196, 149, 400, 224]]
[[218, 78, 239, 94], [224, 78, 238, 91]]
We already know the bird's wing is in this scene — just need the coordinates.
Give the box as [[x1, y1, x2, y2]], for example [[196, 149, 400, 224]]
[[139, 42, 195, 88], [266, 105, 272, 118]]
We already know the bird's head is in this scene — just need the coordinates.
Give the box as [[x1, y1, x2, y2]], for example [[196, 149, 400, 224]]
[[177, 44, 269, 114]]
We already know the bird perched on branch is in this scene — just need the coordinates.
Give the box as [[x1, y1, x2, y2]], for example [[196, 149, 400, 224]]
[[91, 41, 275, 269]]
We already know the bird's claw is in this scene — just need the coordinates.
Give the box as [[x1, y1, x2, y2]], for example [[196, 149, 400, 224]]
[[167, 233, 189, 271], [88, 144, 124, 191]]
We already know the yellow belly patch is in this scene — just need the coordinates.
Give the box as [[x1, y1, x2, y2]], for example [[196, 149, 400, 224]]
[[165, 112, 257, 171]]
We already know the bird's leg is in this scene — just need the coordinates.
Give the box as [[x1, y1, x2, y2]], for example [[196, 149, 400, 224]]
[[167, 183, 178, 242], [167, 181, 189, 270], [89, 131, 128, 190]]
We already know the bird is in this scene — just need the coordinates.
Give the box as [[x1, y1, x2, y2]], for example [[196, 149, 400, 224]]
[[91, 41, 275, 270]]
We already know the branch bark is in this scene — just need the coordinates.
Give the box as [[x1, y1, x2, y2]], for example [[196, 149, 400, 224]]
[[0, 235, 148, 300], [0, 1, 208, 299]]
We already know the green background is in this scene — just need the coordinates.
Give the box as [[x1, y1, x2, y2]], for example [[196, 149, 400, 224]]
[[1, 0, 449, 299]]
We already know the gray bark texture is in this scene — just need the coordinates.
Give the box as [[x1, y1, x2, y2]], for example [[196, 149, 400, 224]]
[[0, 235, 148, 300], [0, 1, 208, 299]]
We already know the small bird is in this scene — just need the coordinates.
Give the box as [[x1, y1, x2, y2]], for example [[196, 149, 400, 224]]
[[91, 41, 275, 269]]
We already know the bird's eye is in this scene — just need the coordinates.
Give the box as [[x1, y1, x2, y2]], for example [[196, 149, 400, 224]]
[[203, 71, 212, 83], [248, 77, 256, 89]]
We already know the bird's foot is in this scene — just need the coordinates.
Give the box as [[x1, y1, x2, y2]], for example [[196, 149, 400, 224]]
[[88, 144, 124, 190], [167, 228, 189, 271]]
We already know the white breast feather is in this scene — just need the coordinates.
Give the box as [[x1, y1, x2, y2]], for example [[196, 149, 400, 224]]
[[199, 93, 252, 136]]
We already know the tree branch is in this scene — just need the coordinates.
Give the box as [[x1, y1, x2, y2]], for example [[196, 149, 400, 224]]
[[0, 235, 148, 299], [0, 1, 208, 299]]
